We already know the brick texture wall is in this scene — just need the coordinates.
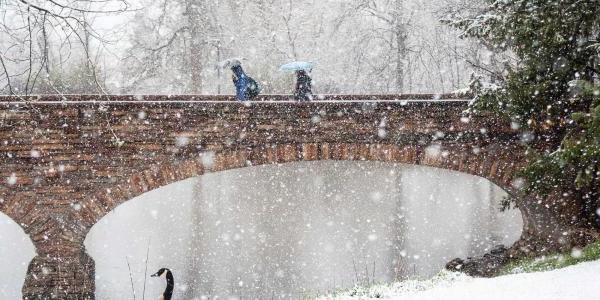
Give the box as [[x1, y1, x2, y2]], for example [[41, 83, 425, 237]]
[[0, 95, 525, 299]]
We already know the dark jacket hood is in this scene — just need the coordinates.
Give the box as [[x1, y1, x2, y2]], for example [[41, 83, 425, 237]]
[[231, 65, 246, 77]]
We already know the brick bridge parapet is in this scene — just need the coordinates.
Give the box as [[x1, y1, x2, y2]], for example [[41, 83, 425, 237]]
[[0, 94, 527, 299]]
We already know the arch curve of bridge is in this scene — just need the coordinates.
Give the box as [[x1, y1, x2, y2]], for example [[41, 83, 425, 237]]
[[0, 210, 36, 299], [83, 142, 524, 229]]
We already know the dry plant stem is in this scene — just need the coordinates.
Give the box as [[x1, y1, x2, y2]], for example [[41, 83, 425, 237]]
[[126, 256, 137, 300], [142, 238, 151, 300]]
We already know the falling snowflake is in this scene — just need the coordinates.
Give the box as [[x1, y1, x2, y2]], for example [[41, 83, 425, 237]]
[[6, 173, 17, 185], [175, 136, 190, 147]]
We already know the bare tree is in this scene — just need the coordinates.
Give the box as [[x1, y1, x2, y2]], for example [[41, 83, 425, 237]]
[[0, 0, 130, 95], [184, 0, 208, 94], [349, 0, 411, 92], [438, 0, 518, 86], [122, 0, 221, 94], [112, 0, 500, 95], [393, 0, 407, 92]]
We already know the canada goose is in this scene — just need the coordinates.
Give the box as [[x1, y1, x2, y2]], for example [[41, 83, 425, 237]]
[[151, 268, 174, 300]]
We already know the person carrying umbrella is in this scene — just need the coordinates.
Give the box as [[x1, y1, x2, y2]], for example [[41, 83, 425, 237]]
[[280, 61, 314, 101], [219, 58, 261, 101], [294, 70, 312, 101]]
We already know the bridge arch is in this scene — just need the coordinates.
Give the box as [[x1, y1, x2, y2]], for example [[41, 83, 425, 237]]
[[0, 210, 36, 299], [3, 95, 532, 298], [84, 147, 524, 298], [82, 142, 525, 227]]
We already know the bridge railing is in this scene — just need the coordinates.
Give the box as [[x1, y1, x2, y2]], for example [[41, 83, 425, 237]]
[[0, 93, 473, 103]]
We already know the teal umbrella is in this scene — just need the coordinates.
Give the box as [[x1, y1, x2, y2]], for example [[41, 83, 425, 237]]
[[279, 61, 314, 72]]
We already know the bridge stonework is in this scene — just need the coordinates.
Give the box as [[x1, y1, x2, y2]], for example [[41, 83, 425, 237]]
[[0, 95, 526, 299]]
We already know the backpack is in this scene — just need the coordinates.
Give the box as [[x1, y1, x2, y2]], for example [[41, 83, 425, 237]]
[[245, 77, 261, 99]]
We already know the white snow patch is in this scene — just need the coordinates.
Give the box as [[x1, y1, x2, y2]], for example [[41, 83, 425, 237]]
[[320, 260, 600, 300]]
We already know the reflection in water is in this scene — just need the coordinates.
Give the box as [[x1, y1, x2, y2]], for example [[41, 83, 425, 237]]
[[85, 161, 522, 299]]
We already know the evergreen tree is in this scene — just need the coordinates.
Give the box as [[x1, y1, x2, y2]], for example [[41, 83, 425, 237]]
[[450, 0, 600, 244]]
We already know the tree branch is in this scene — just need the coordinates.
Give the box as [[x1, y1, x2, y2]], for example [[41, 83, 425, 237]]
[[0, 52, 14, 94]]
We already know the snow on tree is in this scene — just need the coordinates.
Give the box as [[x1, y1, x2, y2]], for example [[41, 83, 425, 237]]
[[450, 0, 600, 250]]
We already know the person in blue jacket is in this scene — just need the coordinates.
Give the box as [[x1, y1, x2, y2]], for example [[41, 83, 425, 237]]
[[231, 65, 260, 101]]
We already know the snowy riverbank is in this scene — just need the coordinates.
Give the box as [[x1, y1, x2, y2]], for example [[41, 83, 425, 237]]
[[319, 259, 600, 300]]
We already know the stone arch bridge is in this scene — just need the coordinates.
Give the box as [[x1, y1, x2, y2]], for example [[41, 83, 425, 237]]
[[0, 94, 529, 299]]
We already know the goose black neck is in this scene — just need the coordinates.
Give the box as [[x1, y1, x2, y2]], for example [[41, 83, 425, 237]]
[[164, 270, 174, 300]]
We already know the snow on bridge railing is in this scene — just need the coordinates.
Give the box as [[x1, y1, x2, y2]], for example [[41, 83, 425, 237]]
[[0, 93, 473, 104]]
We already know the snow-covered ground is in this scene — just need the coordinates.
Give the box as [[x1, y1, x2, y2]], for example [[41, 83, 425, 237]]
[[320, 260, 600, 300]]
